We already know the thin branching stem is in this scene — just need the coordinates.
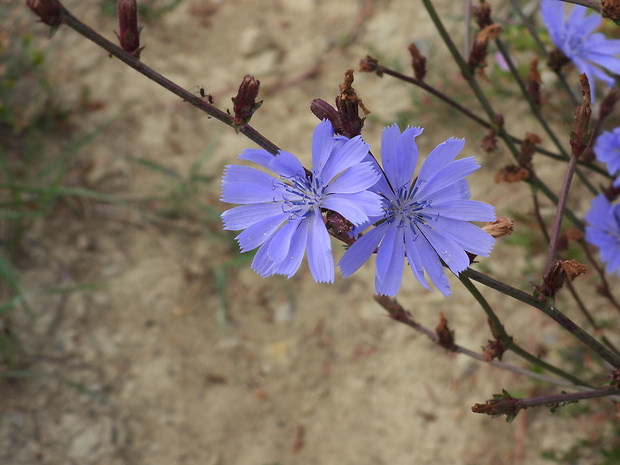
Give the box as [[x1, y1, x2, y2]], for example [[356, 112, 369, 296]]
[[458, 275, 591, 387], [58, 5, 281, 155], [462, 268, 620, 368]]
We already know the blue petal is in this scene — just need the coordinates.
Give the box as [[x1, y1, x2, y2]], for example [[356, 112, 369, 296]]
[[306, 208, 334, 283], [326, 162, 380, 194], [416, 156, 479, 199], [268, 216, 304, 263], [275, 219, 309, 277], [540, 0, 565, 47], [415, 138, 466, 190], [418, 224, 471, 274], [312, 120, 335, 177], [320, 136, 370, 184], [339, 223, 388, 278], [404, 228, 432, 291], [222, 203, 290, 230], [251, 240, 277, 277], [413, 233, 452, 296], [238, 149, 276, 168], [374, 224, 405, 296], [235, 212, 289, 252], [322, 192, 382, 226], [380, 124, 423, 191], [426, 200, 496, 222], [269, 151, 306, 180]]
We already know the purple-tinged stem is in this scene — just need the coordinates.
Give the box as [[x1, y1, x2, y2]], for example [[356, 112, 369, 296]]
[[55, 4, 280, 155]]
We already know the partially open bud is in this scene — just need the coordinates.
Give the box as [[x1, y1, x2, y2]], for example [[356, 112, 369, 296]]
[[117, 0, 143, 58], [482, 217, 514, 239], [527, 58, 542, 106], [231, 75, 263, 133], [27, 0, 62, 28], [536, 259, 588, 299], [408, 43, 427, 81]]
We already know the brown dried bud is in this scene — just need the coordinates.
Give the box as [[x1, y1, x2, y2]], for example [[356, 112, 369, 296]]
[[527, 58, 542, 106], [564, 226, 584, 244], [331, 69, 369, 138], [435, 312, 456, 351], [468, 24, 502, 76], [231, 75, 263, 132], [482, 339, 507, 362], [482, 217, 514, 239], [536, 259, 588, 299], [310, 99, 346, 135], [602, 0, 620, 21], [27, 0, 62, 28], [518, 132, 541, 168], [495, 165, 530, 183], [472, 3, 492, 29], [324, 210, 355, 246], [481, 113, 504, 152], [408, 43, 427, 81], [570, 74, 592, 158], [359, 56, 381, 76], [117, 0, 143, 58], [472, 390, 520, 420]]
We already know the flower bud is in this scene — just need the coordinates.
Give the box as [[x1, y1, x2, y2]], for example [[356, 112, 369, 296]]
[[117, 0, 143, 58], [408, 43, 427, 81], [527, 58, 542, 106], [27, 0, 62, 28], [570, 74, 592, 158], [536, 259, 587, 299], [602, 0, 620, 21], [231, 75, 263, 132], [472, 2, 492, 29]]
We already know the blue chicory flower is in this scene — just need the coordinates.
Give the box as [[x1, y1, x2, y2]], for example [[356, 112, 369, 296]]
[[540, 0, 620, 100], [338, 124, 496, 297], [585, 194, 620, 275], [594, 127, 620, 187], [221, 120, 383, 283]]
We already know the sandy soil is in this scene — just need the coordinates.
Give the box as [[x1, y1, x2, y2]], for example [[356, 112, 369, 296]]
[[2, 1, 616, 464]]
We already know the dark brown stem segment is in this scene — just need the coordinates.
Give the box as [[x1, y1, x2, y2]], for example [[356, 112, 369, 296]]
[[56, 4, 280, 155]]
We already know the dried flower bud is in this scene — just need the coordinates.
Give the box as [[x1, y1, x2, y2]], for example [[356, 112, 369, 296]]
[[359, 55, 381, 76], [519, 132, 541, 167], [435, 312, 456, 351], [570, 74, 592, 158], [231, 75, 263, 132], [528, 58, 542, 106], [117, 0, 143, 58], [494, 165, 530, 183], [602, 0, 620, 21], [468, 24, 502, 76], [472, 390, 520, 421], [27, 0, 62, 28], [536, 259, 587, 299], [333, 69, 369, 138], [472, 3, 492, 29], [482, 217, 514, 239], [482, 339, 507, 362], [408, 43, 427, 81], [325, 210, 355, 246], [481, 113, 504, 152]]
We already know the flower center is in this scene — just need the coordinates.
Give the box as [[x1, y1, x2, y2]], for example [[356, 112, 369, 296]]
[[386, 184, 434, 228], [278, 170, 325, 218]]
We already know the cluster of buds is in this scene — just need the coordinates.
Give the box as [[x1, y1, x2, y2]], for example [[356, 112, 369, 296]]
[[310, 69, 369, 138], [116, 0, 143, 58], [471, 390, 520, 422], [231, 75, 263, 133]]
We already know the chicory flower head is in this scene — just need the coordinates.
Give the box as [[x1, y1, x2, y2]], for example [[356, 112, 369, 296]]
[[540, 0, 620, 99], [221, 120, 383, 283], [338, 124, 496, 297], [585, 194, 620, 275], [594, 127, 620, 187]]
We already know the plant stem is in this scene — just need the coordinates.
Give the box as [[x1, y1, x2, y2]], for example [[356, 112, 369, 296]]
[[420, 0, 584, 229], [58, 5, 280, 155], [462, 268, 620, 368], [374, 295, 594, 390], [517, 387, 617, 410], [458, 275, 590, 387], [560, 0, 602, 13]]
